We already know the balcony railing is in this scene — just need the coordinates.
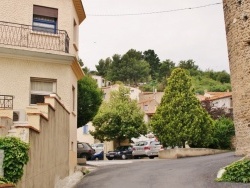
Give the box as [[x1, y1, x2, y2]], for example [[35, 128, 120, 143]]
[[0, 21, 69, 53], [0, 95, 13, 110]]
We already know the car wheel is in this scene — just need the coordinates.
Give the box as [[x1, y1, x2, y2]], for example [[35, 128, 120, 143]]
[[149, 156, 154, 159], [133, 156, 138, 159], [107, 157, 113, 160], [95, 157, 99, 161], [121, 154, 127, 160]]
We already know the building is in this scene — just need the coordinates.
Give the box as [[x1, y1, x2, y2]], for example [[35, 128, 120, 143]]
[[198, 91, 233, 111], [92, 75, 111, 88], [138, 92, 164, 123], [0, 0, 85, 187], [222, 0, 250, 155]]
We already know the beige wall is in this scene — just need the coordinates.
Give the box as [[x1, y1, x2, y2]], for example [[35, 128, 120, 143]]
[[0, 0, 80, 56], [223, 0, 250, 155], [0, 117, 12, 136], [17, 99, 70, 188], [0, 56, 73, 110], [159, 148, 229, 159], [0, 54, 79, 173]]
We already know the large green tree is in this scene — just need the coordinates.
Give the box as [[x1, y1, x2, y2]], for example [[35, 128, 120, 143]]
[[150, 68, 214, 148], [107, 49, 150, 85], [90, 86, 147, 145], [77, 75, 103, 128], [143, 49, 160, 80], [96, 57, 112, 78]]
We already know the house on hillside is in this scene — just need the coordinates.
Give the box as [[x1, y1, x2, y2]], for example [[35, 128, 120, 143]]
[[197, 91, 233, 113], [92, 75, 111, 88], [102, 84, 142, 101], [0, 0, 85, 187], [138, 92, 164, 123]]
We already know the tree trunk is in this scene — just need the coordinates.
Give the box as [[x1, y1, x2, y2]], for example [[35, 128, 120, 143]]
[[182, 141, 185, 148]]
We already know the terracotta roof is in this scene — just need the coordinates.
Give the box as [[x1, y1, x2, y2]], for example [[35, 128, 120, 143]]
[[202, 92, 232, 101]]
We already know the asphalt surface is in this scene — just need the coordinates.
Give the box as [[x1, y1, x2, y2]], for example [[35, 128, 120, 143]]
[[77, 152, 250, 188]]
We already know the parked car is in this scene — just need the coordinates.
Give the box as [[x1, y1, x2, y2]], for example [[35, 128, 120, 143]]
[[77, 141, 95, 160], [132, 140, 163, 159], [106, 145, 133, 160], [91, 151, 104, 160], [91, 143, 104, 153]]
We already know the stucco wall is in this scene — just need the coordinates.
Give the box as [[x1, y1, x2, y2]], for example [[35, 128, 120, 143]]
[[159, 148, 229, 159], [212, 97, 231, 108], [0, 57, 73, 110], [0, 55, 78, 173], [17, 100, 70, 188], [223, 0, 250, 155], [0, 0, 80, 56], [0, 116, 12, 136]]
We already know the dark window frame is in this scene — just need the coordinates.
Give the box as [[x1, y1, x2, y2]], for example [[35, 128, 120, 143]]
[[32, 5, 58, 34]]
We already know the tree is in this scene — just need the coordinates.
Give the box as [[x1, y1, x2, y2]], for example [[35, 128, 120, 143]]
[[77, 75, 103, 128], [107, 49, 150, 85], [143, 49, 160, 80], [178, 59, 201, 76], [96, 57, 112, 78], [158, 59, 175, 81], [90, 86, 147, 145], [201, 99, 233, 120], [150, 68, 214, 148]]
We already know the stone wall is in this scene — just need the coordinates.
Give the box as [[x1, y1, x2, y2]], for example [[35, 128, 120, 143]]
[[223, 0, 250, 155]]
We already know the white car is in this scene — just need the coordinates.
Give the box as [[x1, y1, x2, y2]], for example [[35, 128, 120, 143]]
[[132, 140, 163, 159], [91, 143, 104, 153]]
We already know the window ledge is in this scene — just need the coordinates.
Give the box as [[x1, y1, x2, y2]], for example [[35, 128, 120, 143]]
[[30, 31, 60, 38]]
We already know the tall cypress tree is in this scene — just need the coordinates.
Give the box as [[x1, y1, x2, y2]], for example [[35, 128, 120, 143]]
[[150, 68, 214, 148]]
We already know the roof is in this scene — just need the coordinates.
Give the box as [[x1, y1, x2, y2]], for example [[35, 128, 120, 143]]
[[201, 92, 232, 101], [73, 0, 86, 24]]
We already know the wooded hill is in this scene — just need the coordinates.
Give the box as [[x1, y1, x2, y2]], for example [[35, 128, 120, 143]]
[[85, 49, 231, 94]]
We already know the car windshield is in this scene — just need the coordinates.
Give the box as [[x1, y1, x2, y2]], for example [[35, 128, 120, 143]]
[[115, 146, 131, 151]]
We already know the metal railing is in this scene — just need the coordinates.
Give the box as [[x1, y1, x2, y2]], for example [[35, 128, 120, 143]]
[[0, 95, 13, 109], [0, 21, 69, 53]]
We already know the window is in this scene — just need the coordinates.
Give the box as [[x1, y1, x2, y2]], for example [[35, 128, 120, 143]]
[[72, 86, 75, 111], [144, 105, 149, 111], [33, 5, 58, 34], [30, 77, 56, 104], [83, 125, 89, 134]]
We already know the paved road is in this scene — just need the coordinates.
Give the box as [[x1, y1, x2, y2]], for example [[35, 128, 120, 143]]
[[77, 152, 250, 188]]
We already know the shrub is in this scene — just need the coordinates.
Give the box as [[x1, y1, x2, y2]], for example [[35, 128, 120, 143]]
[[209, 117, 235, 149], [217, 159, 250, 183], [0, 137, 29, 183]]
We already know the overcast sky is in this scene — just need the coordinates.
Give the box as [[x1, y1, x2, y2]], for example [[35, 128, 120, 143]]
[[79, 0, 230, 72]]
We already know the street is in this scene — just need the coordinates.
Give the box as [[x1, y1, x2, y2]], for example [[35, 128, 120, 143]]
[[77, 152, 250, 188]]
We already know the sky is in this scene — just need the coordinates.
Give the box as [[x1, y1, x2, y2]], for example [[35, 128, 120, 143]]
[[79, 0, 230, 72]]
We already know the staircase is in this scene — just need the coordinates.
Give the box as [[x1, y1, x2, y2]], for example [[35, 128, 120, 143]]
[[0, 96, 59, 143]]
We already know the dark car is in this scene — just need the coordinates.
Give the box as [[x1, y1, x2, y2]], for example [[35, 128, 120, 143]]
[[106, 145, 133, 160], [77, 142, 95, 160], [91, 151, 104, 160]]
